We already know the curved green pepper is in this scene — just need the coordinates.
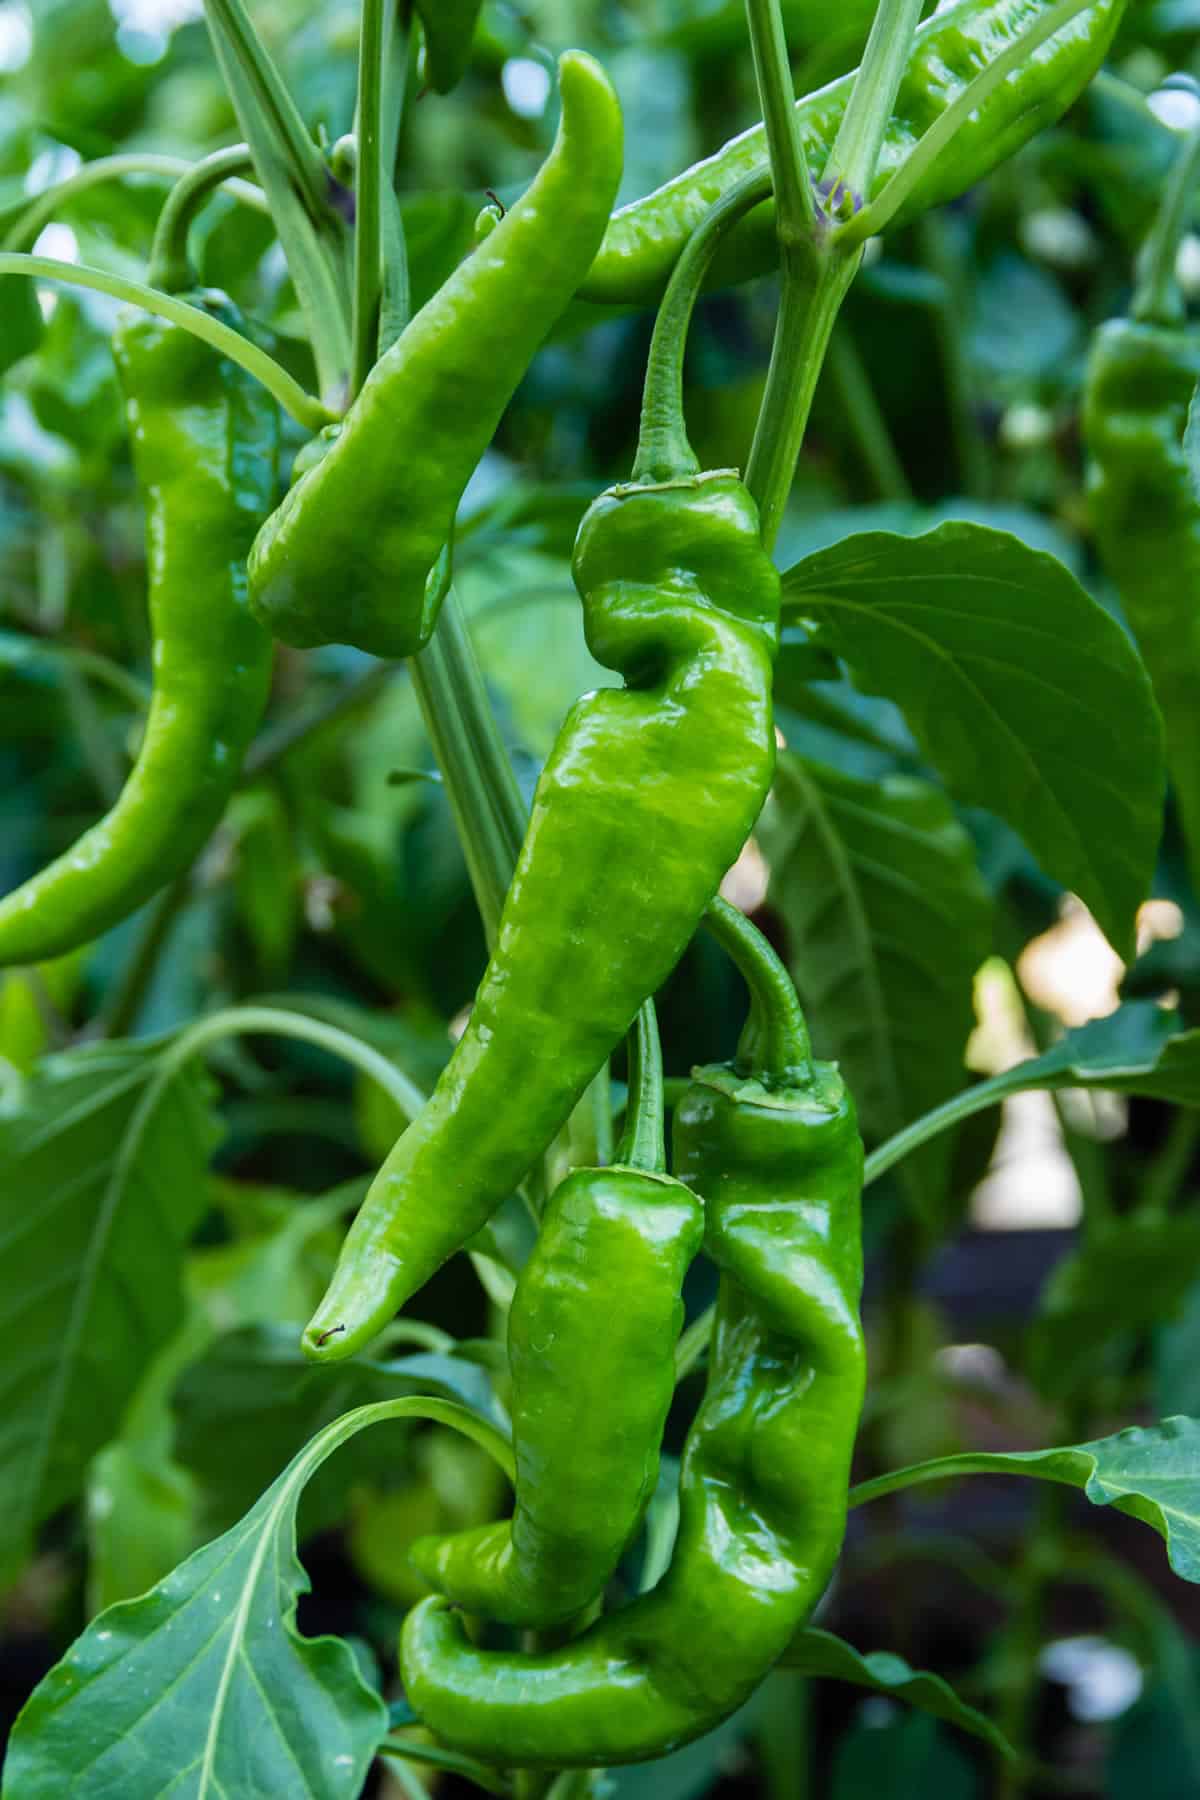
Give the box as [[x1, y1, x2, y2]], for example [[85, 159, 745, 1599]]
[[579, 0, 1125, 306], [1084, 128, 1200, 894], [302, 174, 781, 1364], [400, 901, 865, 1766], [410, 1004, 703, 1627], [247, 50, 622, 660], [0, 294, 277, 966]]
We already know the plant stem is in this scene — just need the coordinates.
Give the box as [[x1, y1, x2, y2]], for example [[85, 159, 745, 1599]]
[[350, 0, 387, 397], [99, 874, 193, 1040], [917, 214, 989, 499], [0, 255, 331, 430], [147, 144, 256, 291], [745, 250, 860, 552], [837, 0, 1098, 247], [0, 153, 266, 256], [243, 663, 396, 780], [1139, 1107, 1200, 1217], [826, 324, 912, 501], [1132, 119, 1200, 325], [380, 1737, 514, 1798], [823, 0, 923, 201], [742, 0, 814, 240], [203, 0, 352, 402], [410, 588, 526, 950]]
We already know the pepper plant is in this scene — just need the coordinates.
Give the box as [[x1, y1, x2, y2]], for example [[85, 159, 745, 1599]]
[[1, 0, 1200, 1793]]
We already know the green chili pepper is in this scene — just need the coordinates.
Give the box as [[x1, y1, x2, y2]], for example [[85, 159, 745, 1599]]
[[410, 1003, 703, 1627], [399, 899, 865, 1766], [247, 50, 622, 660], [0, 294, 277, 966], [1084, 123, 1200, 893], [579, 0, 1125, 306], [302, 173, 780, 1365], [414, 0, 484, 93]]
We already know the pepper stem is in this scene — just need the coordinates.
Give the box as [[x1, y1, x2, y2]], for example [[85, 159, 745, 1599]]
[[617, 1001, 667, 1173], [1132, 115, 1200, 326], [631, 169, 772, 485], [704, 896, 813, 1085], [147, 144, 256, 292]]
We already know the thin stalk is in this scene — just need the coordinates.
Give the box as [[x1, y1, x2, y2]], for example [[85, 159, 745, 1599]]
[[823, 0, 923, 202], [0, 255, 331, 431], [380, 1738, 513, 1799], [350, 0, 388, 397], [1139, 1108, 1200, 1218], [745, 249, 861, 552], [742, 0, 814, 241], [917, 214, 989, 498], [674, 1301, 716, 1380], [147, 144, 256, 291], [633, 169, 772, 481], [99, 874, 193, 1040], [616, 1002, 667, 1173], [242, 663, 396, 780], [826, 325, 912, 502], [0, 152, 266, 255], [1132, 119, 1200, 325], [202, 0, 330, 216], [703, 894, 813, 1081], [995, 1488, 1062, 1800], [203, 0, 352, 401], [838, 0, 1099, 247], [410, 588, 526, 950]]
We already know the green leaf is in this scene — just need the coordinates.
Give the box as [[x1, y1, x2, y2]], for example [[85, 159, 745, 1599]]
[[172, 1324, 507, 1534], [850, 1416, 1200, 1580], [0, 1038, 220, 1581], [781, 522, 1165, 959], [759, 752, 991, 1227], [3, 1396, 503, 1800], [0, 271, 43, 376], [867, 1003, 1200, 1186], [85, 1442, 195, 1615], [1157, 1279, 1200, 1418], [830, 1711, 978, 1798], [781, 1628, 1011, 1756], [1030, 1214, 1200, 1402]]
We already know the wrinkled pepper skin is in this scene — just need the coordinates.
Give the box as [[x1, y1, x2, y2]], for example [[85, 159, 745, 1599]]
[[414, 0, 484, 93], [0, 297, 277, 966], [248, 51, 622, 659], [1084, 320, 1200, 890], [303, 471, 780, 1361], [410, 1164, 703, 1626], [399, 1062, 864, 1766], [579, 0, 1125, 305]]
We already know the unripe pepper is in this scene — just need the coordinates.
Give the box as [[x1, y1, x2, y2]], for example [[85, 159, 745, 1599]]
[[1084, 124, 1200, 893], [247, 50, 622, 660], [399, 900, 866, 1766], [302, 173, 781, 1365], [0, 294, 277, 965], [410, 1004, 703, 1627], [579, 0, 1125, 306]]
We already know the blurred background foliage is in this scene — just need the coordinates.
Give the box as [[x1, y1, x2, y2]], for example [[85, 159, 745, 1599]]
[[5, 0, 1200, 1793]]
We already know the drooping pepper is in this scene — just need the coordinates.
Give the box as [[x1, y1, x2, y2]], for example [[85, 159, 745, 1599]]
[[578, 0, 1126, 306], [247, 50, 622, 660], [399, 898, 866, 1766], [302, 172, 782, 1365], [0, 293, 278, 966], [1084, 122, 1200, 895], [409, 1003, 703, 1627]]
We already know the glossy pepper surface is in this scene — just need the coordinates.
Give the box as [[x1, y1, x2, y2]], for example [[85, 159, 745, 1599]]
[[247, 50, 622, 660], [303, 469, 778, 1359], [400, 901, 866, 1766], [579, 0, 1125, 305], [0, 295, 277, 966], [410, 1004, 703, 1627]]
